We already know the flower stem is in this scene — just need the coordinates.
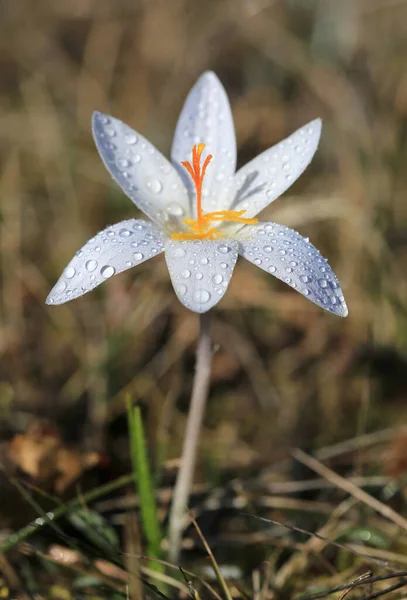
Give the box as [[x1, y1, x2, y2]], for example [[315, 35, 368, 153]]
[[168, 311, 212, 563]]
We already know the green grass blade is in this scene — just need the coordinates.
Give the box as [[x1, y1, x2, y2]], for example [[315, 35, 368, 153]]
[[127, 397, 163, 563]]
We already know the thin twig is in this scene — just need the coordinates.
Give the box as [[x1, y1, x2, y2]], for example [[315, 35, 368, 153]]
[[299, 571, 407, 600], [244, 513, 389, 569], [189, 511, 233, 600], [292, 448, 407, 534], [168, 312, 212, 562]]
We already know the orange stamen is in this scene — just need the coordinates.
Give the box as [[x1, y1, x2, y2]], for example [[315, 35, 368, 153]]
[[172, 144, 258, 241]]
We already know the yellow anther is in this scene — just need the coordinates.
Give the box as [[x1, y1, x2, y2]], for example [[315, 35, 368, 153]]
[[171, 144, 258, 241]]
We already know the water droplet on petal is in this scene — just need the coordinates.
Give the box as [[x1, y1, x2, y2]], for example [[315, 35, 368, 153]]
[[119, 228, 132, 238], [263, 245, 273, 253], [300, 275, 309, 283], [182, 269, 191, 279], [195, 272, 203, 280], [105, 125, 115, 137], [218, 244, 232, 254], [118, 158, 129, 169], [55, 281, 67, 293], [147, 179, 163, 194], [178, 284, 187, 296], [86, 260, 98, 272], [101, 265, 115, 278], [125, 133, 138, 145], [167, 203, 184, 217], [268, 266, 276, 273], [133, 154, 141, 163], [213, 274, 223, 284], [64, 267, 76, 279], [318, 278, 328, 288], [133, 252, 144, 261], [200, 257, 209, 265], [193, 289, 211, 304], [173, 247, 186, 258]]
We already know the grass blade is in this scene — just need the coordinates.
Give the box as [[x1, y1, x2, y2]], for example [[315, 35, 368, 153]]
[[127, 398, 163, 565]]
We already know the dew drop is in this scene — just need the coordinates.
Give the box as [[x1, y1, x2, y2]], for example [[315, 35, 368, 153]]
[[300, 274, 309, 283], [195, 272, 203, 280], [133, 154, 141, 164], [125, 261, 132, 267], [125, 133, 138, 145], [254, 258, 262, 265], [182, 269, 191, 279], [200, 257, 209, 265], [193, 289, 211, 304], [105, 125, 115, 137], [133, 252, 144, 261], [318, 278, 328, 288], [213, 274, 223, 284], [220, 262, 228, 269], [101, 265, 115, 278], [268, 266, 276, 273], [147, 179, 163, 194], [263, 245, 273, 253], [119, 228, 132, 238], [218, 244, 232, 254], [86, 260, 98, 272], [64, 267, 76, 279], [173, 247, 186, 258], [118, 158, 129, 168], [178, 284, 187, 296], [55, 281, 67, 293], [167, 203, 184, 217]]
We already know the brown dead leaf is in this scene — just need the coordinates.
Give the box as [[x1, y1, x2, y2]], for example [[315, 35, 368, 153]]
[[5, 421, 101, 493]]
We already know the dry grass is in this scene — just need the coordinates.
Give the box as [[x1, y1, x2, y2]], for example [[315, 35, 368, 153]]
[[1, 0, 407, 597]]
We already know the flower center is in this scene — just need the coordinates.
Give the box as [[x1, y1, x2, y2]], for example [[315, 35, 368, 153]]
[[171, 143, 257, 241]]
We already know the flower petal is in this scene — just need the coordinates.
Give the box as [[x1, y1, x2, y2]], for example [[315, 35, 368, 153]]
[[230, 119, 322, 219], [238, 222, 348, 317], [92, 112, 190, 229], [46, 219, 166, 305], [171, 71, 236, 213], [165, 239, 239, 313]]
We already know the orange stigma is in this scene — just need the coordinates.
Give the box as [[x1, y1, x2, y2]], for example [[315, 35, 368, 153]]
[[171, 144, 257, 241]]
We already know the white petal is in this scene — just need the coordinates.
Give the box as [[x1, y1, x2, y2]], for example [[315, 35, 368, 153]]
[[171, 72, 236, 213], [238, 222, 348, 317], [92, 112, 190, 229], [230, 119, 322, 219], [165, 239, 238, 313], [46, 219, 166, 305]]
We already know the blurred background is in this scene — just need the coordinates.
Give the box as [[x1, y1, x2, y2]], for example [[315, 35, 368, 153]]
[[2, 0, 407, 596]]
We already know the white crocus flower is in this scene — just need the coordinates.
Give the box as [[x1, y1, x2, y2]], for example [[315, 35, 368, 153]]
[[46, 71, 348, 317]]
